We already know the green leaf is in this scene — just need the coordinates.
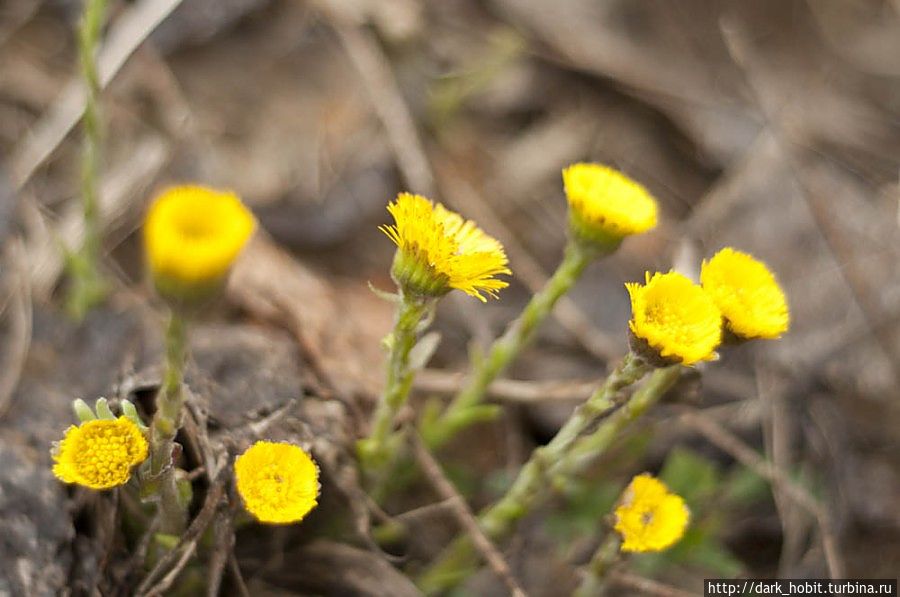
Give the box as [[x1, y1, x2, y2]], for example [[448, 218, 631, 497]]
[[659, 447, 720, 504]]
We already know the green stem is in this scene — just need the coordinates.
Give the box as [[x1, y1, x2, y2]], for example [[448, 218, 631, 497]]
[[423, 241, 594, 448], [417, 357, 672, 596], [550, 365, 683, 485], [574, 534, 621, 597], [149, 313, 188, 534], [66, 0, 108, 319], [359, 293, 432, 471]]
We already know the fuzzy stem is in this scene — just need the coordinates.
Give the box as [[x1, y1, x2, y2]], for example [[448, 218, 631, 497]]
[[423, 241, 594, 448], [359, 293, 432, 472], [149, 313, 188, 534], [574, 534, 622, 597], [65, 0, 108, 319], [417, 358, 673, 596]]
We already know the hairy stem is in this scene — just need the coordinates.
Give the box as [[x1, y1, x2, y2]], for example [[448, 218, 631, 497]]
[[66, 0, 108, 318], [149, 313, 188, 534], [417, 360, 679, 595], [423, 241, 593, 448], [574, 534, 621, 597], [359, 293, 432, 472]]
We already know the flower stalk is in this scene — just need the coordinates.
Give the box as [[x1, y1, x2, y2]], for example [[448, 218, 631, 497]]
[[416, 358, 677, 596], [359, 293, 434, 471], [574, 534, 621, 597], [421, 240, 595, 448], [148, 312, 189, 534], [65, 0, 108, 319]]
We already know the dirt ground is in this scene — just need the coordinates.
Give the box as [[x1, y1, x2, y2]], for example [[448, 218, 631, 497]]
[[1, 0, 899, 595]]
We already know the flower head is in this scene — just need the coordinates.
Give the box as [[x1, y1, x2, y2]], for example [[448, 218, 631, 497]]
[[614, 473, 690, 553], [701, 248, 790, 340], [144, 185, 256, 307], [626, 271, 722, 365], [381, 193, 510, 301], [52, 417, 148, 490], [235, 441, 320, 524], [562, 163, 658, 251]]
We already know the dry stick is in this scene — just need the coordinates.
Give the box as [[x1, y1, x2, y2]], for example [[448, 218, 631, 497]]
[[678, 409, 843, 579], [720, 22, 900, 388], [608, 571, 699, 597], [325, 7, 619, 363], [8, 0, 185, 190], [410, 433, 529, 597], [136, 475, 227, 595], [0, 240, 33, 420], [416, 368, 600, 404]]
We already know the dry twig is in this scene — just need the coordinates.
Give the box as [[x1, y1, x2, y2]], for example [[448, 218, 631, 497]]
[[678, 409, 844, 579], [410, 432, 529, 597], [608, 571, 699, 597], [136, 475, 227, 596], [0, 239, 33, 420]]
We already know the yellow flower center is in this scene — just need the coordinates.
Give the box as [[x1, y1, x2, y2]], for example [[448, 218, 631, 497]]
[[626, 271, 722, 365], [381, 193, 510, 301], [563, 163, 658, 248], [701, 247, 789, 340], [52, 417, 148, 490], [614, 473, 690, 553], [235, 441, 320, 524], [144, 185, 256, 305]]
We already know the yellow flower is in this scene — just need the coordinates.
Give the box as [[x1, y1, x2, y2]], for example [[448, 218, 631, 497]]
[[626, 271, 721, 365], [235, 441, 320, 524], [52, 417, 148, 490], [562, 163, 658, 250], [381, 193, 511, 301], [614, 473, 690, 553], [701, 247, 790, 340], [144, 185, 256, 306]]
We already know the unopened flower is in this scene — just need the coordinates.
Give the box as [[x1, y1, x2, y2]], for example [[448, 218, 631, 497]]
[[614, 473, 689, 553], [52, 417, 148, 490], [144, 185, 256, 308], [626, 271, 721, 365], [235, 441, 320, 524], [562, 163, 658, 251], [381, 193, 510, 301], [701, 247, 789, 340]]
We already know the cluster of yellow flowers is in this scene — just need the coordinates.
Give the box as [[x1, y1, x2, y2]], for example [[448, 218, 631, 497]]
[[52, 186, 321, 526], [48, 162, 792, 583], [626, 246, 789, 366]]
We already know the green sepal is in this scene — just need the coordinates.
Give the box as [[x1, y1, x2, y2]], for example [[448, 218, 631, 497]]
[[72, 398, 96, 422], [121, 400, 148, 430], [94, 397, 115, 419]]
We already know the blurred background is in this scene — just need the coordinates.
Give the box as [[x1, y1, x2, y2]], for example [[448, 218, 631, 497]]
[[1, 0, 899, 595]]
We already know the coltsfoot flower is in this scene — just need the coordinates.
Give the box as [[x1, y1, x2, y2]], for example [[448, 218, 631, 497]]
[[52, 417, 149, 490], [614, 473, 690, 553], [144, 185, 256, 308], [562, 163, 658, 251], [235, 441, 320, 524], [701, 247, 790, 341], [381, 193, 510, 301], [626, 271, 722, 365]]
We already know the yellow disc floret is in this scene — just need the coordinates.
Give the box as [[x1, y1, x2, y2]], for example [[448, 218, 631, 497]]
[[235, 441, 320, 525], [614, 473, 690, 553], [52, 417, 148, 490], [701, 247, 790, 340], [381, 193, 511, 301], [626, 271, 722, 365], [144, 185, 256, 305], [562, 163, 658, 249]]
